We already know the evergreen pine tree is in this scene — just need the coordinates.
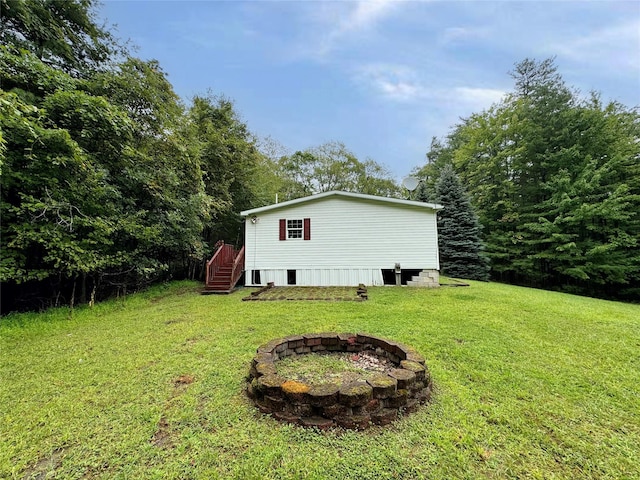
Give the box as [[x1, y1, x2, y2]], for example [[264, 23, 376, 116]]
[[414, 179, 432, 203], [435, 164, 490, 280]]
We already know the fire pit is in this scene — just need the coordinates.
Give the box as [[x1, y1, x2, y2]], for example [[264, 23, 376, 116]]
[[246, 333, 433, 430]]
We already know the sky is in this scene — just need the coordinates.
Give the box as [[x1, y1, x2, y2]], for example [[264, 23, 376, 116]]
[[97, 0, 640, 179]]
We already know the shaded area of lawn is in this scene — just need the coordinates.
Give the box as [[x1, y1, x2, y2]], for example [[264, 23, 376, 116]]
[[1, 281, 639, 479]]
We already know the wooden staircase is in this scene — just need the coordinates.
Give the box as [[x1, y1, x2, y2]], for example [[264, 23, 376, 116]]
[[203, 242, 245, 294]]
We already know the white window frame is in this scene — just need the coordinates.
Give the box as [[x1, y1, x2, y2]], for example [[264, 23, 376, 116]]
[[287, 219, 303, 239]]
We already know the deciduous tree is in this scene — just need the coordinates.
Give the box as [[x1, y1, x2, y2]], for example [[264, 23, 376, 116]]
[[278, 141, 400, 199], [0, 0, 122, 75]]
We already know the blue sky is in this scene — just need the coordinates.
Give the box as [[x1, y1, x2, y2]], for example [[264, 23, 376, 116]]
[[98, 1, 640, 178]]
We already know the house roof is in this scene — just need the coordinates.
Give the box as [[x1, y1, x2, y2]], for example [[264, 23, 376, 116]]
[[240, 190, 443, 216]]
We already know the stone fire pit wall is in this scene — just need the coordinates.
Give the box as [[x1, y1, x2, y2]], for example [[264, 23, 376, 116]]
[[246, 333, 433, 430]]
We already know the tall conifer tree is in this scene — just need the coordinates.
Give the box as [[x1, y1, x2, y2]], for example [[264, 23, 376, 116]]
[[414, 179, 432, 203], [435, 165, 490, 281]]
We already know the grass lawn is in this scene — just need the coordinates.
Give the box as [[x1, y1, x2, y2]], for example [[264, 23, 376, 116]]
[[1, 281, 639, 479]]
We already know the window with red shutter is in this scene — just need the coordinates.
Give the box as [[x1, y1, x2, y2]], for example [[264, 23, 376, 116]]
[[280, 218, 310, 240]]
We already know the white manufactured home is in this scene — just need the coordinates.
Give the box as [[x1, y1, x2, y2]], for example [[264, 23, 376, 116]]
[[240, 191, 443, 287]]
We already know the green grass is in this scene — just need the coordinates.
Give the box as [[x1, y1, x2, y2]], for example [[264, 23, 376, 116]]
[[1, 281, 639, 479]]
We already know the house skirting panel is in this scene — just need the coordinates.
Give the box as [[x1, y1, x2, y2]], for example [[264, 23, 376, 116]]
[[248, 268, 385, 287]]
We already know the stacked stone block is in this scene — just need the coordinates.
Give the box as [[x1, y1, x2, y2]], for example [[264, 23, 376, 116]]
[[246, 333, 433, 430], [406, 269, 440, 288]]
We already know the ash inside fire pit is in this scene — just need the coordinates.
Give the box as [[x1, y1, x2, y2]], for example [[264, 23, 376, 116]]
[[277, 351, 395, 386], [246, 333, 433, 430]]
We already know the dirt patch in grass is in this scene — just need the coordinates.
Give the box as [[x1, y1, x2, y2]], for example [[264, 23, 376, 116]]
[[150, 375, 195, 449], [22, 447, 64, 479], [174, 374, 194, 387], [243, 286, 367, 302], [151, 416, 173, 449]]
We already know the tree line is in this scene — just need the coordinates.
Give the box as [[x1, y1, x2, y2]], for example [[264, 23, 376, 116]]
[[417, 58, 640, 300]]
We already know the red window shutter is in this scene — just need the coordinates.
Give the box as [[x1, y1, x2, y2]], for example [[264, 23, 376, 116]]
[[303, 218, 311, 240], [279, 219, 286, 241]]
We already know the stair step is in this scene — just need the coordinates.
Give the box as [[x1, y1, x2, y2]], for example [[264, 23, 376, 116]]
[[208, 285, 232, 290], [202, 288, 235, 295], [407, 280, 439, 288], [418, 271, 438, 278], [410, 276, 438, 282]]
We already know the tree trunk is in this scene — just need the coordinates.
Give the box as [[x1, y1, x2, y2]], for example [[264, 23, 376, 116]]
[[80, 272, 87, 304], [70, 275, 77, 311]]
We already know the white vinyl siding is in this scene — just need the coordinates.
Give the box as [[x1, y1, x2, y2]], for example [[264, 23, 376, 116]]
[[244, 196, 439, 286]]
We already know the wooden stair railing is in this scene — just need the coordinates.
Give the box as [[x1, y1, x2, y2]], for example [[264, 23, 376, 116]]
[[204, 242, 244, 293], [231, 246, 245, 289]]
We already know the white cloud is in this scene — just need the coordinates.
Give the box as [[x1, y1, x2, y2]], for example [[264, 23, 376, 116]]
[[378, 80, 421, 101], [551, 19, 640, 71], [353, 63, 425, 101], [353, 64, 506, 107], [453, 87, 506, 109], [343, 0, 397, 32], [304, 0, 400, 59], [439, 26, 489, 45]]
